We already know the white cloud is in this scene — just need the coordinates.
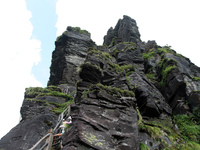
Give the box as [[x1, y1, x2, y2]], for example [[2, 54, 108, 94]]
[[56, 0, 200, 66], [0, 0, 42, 139]]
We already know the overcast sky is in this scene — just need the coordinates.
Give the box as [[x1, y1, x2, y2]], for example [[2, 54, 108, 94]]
[[0, 0, 200, 139]]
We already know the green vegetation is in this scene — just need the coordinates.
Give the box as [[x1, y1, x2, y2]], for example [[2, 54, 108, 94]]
[[81, 90, 89, 98], [111, 42, 137, 57], [142, 51, 156, 59], [56, 26, 90, 41], [161, 109, 200, 149], [118, 42, 137, 47], [138, 118, 172, 148], [109, 36, 116, 47], [136, 108, 142, 125], [145, 73, 155, 80], [124, 44, 137, 52], [174, 114, 200, 143], [88, 49, 114, 61], [25, 86, 74, 114], [164, 141, 200, 150], [139, 123, 163, 140], [25, 86, 73, 100], [157, 47, 187, 60], [26, 98, 74, 115], [121, 64, 135, 72], [140, 143, 150, 150], [51, 99, 74, 114], [90, 83, 135, 97], [108, 63, 135, 74], [158, 58, 177, 88], [157, 47, 173, 55], [159, 65, 177, 88], [137, 105, 188, 149], [192, 76, 200, 81], [79, 62, 104, 81], [112, 47, 120, 57], [162, 65, 177, 80], [102, 52, 114, 60], [67, 26, 90, 35]]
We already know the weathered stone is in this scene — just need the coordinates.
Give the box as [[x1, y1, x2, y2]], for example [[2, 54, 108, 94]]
[[62, 92, 139, 150], [48, 27, 95, 86], [129, 72, 172, 117], [2, 15, 200, 150], [103, 15, 142, 47], [0, 97, 59, 150], [145, 40, 157, 51]]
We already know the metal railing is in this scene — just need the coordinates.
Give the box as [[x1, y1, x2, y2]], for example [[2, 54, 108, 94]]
[[29, 105, 71, 150]]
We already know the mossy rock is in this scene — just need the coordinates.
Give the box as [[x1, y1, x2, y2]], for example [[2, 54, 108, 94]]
[[91, 83, 135, 97], [79, 62, 104, 84], [25, 86, 72, 100], [67, 26, 90, 36], [140, 143, 150, 150]]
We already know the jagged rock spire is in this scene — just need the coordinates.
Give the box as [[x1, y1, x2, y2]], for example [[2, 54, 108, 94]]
[[103, 15, 141, 46]]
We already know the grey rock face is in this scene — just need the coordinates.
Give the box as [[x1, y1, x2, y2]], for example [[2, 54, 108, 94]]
[[2, 15, 200, 150], [63, 91, 139, 150], [103, 15, 142, 46], [48, 27, 96, 86], [61, 39, 172, 149], [143, 43, 200, 114], [129, 72, 172, 117], [0, 97, 59, 150]]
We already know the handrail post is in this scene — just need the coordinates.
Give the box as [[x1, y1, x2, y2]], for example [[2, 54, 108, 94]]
[[29, 133, 51, 150], [29, 105, 71, 150], [45, 129, 54, 150]]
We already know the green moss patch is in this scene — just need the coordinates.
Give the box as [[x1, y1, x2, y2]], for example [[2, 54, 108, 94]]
[[157, 47, 173, 55], [109, 36, 116, 47], [174, 114, 200, 143], [140, 143, 150, 150], [79, 62, 104, 83], [146, 73, 156, 80], [51, 99, 74, 114], [111, 42, 137, 57], [25, 86, 73, 100], [192, 76, 200, 81], [142, 51, 156, 59], [67, 26, 90, 35], [164, 141, 200, 150], [139, 123, 163, 140], [158, 58, 177, 88], [157, 47, 188, 60], [88, 49, 114, 61], [90, 83, 135, 97], [25, 98, 74, 115], [107, 63, 135, 74]]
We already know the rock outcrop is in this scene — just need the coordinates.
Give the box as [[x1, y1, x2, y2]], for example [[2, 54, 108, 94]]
[[0, 86, 74, 150], [48, 26, 96, 86], [1, 15, 200, 150]]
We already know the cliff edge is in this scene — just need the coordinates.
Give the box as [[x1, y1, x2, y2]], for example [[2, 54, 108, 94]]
[[1, 15, 200, 150]]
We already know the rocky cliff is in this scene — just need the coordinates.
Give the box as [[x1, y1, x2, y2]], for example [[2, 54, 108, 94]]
[[1, 15, 200, 150], [48, 26, 96, 86]]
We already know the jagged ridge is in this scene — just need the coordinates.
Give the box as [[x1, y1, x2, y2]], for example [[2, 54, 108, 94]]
[[1, 15, 200, 150]]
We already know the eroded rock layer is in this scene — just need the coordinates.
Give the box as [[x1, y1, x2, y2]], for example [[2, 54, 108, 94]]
[[1, 15, 200, 150], [48, 27, 96, 86]]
